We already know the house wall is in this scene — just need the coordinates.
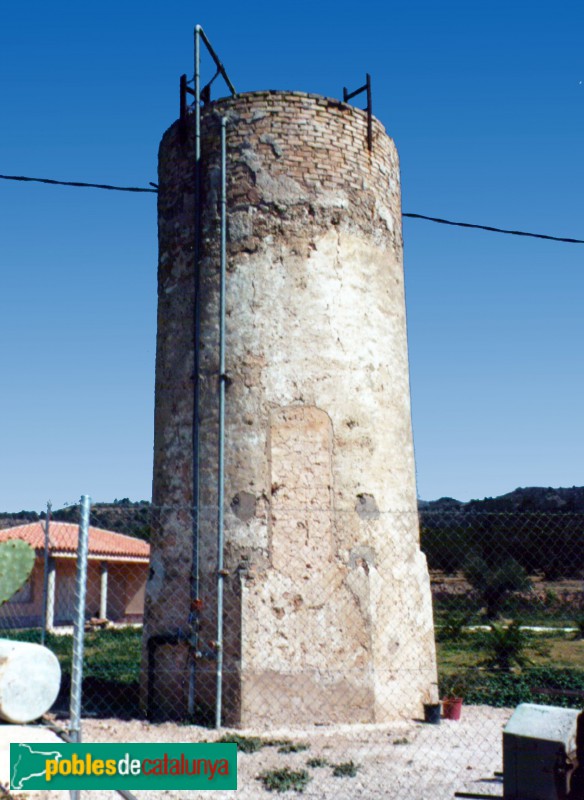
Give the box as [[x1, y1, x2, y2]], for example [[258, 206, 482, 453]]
[[106, 563, 148, 621], [0, 560, 45, 628], [55, 559, 77, 623], [123, 566, 147, 618], [85, 561, 102, 619], [0, 556, 148, 628]]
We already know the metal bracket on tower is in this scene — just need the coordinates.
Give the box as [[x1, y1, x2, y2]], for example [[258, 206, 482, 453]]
[[342, 73, 373, 151], [179, 75, 196, 141], [179, 26, 236, 141]]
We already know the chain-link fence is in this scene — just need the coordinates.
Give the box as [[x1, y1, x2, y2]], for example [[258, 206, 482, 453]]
[[2, 503, 584, 798]]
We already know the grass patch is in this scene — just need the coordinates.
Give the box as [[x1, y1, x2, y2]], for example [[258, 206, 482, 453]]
[[218, 734, 263, 753], [437, 626, 584, 708], [257, 767, 311, 793], [465, 667, 584, 708], [437, 663, 584, 709], [215, 735, 309, 754], [437, 627, 573, 679], [392, 737, 409, 745], [431, 582, 582, 629], [262, 738, 293, 748], [1, 627, 143, 717], [278, 743, 309, 754], [306, 757, 328, 768], [331, 761, 359, 777], [0, 627, 142, 684], [546, 635, 584, 667], [437, 611, 474, 642], [81, 628, 142, 683]]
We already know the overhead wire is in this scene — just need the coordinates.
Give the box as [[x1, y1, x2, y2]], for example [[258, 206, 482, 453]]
[[0, 174, 157, 193], [1, 173, 583, 244], [402, 213, 584, 245]]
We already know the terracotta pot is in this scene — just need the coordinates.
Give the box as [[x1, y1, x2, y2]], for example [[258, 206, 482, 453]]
[[442, 697, 463, 721]]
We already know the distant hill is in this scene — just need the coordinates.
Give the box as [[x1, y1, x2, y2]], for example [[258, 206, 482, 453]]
[[0, 499, 152, 541], [0, 510, 41, 529], [420, 486, 584, 514], [2, 486, 584, 549], [419, 486, 584, 579]]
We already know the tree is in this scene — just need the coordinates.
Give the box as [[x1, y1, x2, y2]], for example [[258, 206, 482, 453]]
[[464, 554, 531, 619], [482, 621, 532, 671]]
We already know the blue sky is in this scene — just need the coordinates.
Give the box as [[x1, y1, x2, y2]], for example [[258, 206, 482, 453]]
[[1, 1, 583, 510]]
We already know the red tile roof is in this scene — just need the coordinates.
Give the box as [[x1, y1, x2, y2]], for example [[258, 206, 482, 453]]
[[0, 522, 150, 561]]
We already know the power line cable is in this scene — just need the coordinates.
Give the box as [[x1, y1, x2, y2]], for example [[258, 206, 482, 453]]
[[0, 174, 157, 193], [1, 172, 583, 244], [402, 212, 584, 245]]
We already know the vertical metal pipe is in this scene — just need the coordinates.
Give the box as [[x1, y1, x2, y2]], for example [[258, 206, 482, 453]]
[[193, 24, 201, 598], [40, 501, 51, 647], [188, 23, 202, 719], [366, 73, 372, 151], [69, 495, 90, 747], [194, 27, 201, 159], [215, 117, 227, 729]]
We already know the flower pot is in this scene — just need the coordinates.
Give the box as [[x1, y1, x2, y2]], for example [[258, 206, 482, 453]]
[[423, 703, 441, 724], [442, 697, 463, 721]]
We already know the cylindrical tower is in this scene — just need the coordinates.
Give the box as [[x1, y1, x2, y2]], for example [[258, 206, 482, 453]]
[[145, 90, 438, 725]]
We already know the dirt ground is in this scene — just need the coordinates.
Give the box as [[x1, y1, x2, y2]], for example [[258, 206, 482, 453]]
[[77, 704, 511, 799]]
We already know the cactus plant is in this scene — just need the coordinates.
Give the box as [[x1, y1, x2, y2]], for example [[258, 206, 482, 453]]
[[0, 539, 35, 606]]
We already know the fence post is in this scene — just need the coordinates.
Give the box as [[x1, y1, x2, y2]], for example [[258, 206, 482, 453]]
[[69, 494, 90, 800], [41, 501, 52, 646]]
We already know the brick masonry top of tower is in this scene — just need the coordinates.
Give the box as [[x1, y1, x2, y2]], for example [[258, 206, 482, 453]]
[[159, 90, 402, 254]]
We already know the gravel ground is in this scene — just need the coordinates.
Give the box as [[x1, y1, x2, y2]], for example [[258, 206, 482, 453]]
[[76, 704, 512, 800]]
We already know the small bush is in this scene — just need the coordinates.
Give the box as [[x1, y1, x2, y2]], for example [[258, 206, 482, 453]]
[[257, 767, 311, 793], [278, 743, 309, 754], [262, 738, 292, 748], [392, 737, 409, 745], [218, 734, 263, 753], [306, 757, 328, 768], [332, 761, 359, 777], [481, 621, 533, 671]]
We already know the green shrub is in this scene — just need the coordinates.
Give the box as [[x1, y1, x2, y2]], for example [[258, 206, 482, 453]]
[[332, 761, 359, 777], [481, 621, 533, 671], [257, 767, 311, 792], [278, 743, 309, 754], [262, 738, 292, 748], [218, 734, 263, 754], [306, 757, 328, 768]]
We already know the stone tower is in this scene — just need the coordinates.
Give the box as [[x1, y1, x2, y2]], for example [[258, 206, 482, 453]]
[[144, 90, 438, 725]]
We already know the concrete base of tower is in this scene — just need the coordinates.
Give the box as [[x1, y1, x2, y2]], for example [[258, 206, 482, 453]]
[[182, 545, 438, 727]]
